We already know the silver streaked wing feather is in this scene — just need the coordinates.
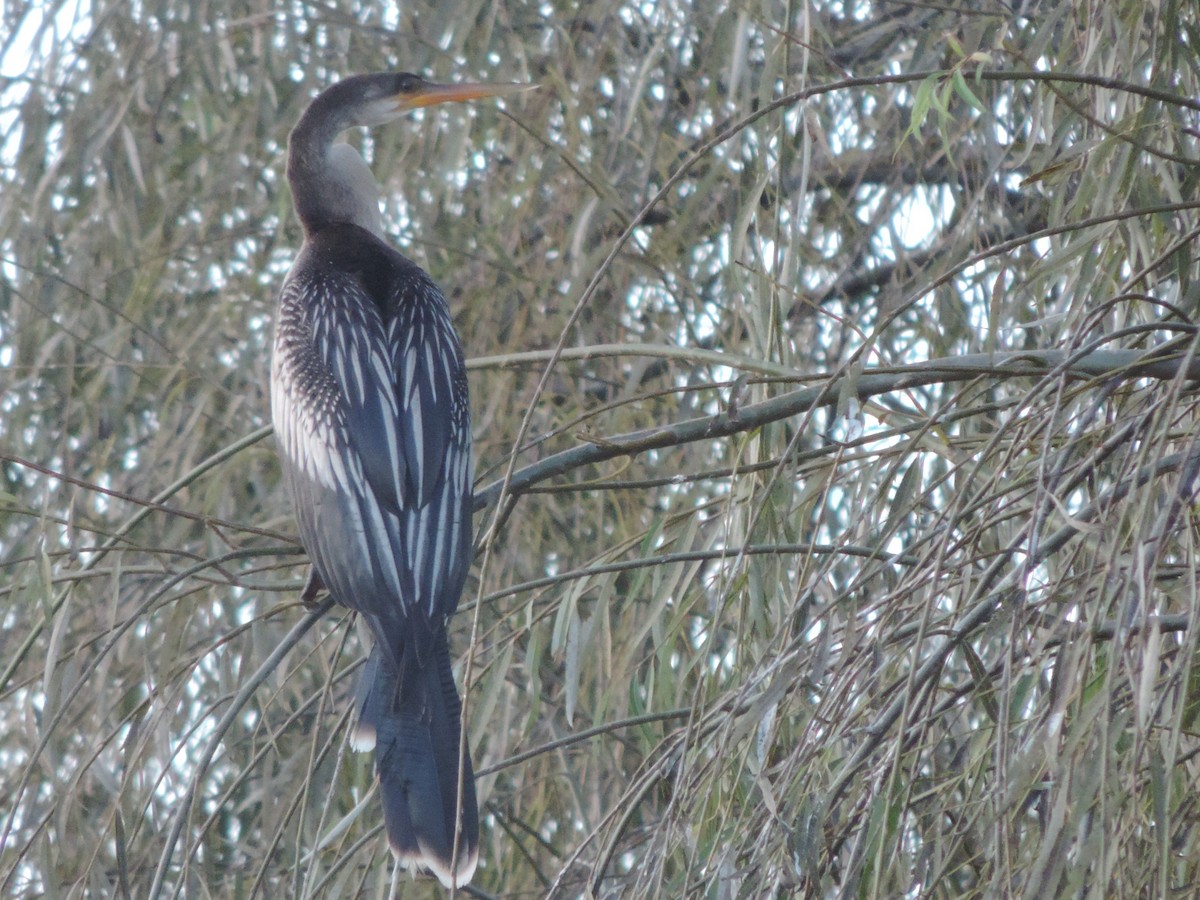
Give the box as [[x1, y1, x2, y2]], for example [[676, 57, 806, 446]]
[[272, 262, 472, 626]]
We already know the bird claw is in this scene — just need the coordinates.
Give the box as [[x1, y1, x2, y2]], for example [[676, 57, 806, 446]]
[[299, 568, 327, 609]]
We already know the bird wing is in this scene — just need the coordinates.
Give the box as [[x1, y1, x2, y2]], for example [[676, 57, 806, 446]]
[[307, 274, 409, 511], [299, 261, 473, 624], [384, 276, 468, 511], [383, 271, 474, 620]]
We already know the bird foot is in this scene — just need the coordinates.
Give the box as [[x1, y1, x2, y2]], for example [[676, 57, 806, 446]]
[[299, 568, 327, 609]]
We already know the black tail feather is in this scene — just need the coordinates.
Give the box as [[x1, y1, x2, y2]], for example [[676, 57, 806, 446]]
[[355, 635, 478, 887]]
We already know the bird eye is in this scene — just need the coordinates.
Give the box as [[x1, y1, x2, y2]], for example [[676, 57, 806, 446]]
[[395, 73, 424, 94]]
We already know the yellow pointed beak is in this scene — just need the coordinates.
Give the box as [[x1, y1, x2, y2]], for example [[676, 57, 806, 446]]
[[395, 81, 536, 110]]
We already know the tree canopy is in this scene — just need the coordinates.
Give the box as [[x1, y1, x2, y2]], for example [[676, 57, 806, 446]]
[[3, 0, 1200, 896]]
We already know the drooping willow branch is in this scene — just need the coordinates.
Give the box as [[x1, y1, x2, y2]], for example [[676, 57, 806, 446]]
[[822, 437, 1200, 811], [147, 597, 337, 900]]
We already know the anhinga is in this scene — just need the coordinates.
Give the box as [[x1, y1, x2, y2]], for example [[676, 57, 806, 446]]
[[271, 72, 526, 888]]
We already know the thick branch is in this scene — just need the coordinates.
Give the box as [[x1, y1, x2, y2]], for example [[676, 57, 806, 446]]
[[473, 347, 1200, 512]]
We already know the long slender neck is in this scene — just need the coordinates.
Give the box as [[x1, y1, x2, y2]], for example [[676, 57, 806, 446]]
[[287, 88, 386, 239]]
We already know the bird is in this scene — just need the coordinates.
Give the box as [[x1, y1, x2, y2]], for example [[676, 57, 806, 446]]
[[270, 72, 528, 888]]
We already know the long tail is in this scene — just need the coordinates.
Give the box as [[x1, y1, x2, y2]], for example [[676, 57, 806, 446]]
[[352, 634, 479, 888]]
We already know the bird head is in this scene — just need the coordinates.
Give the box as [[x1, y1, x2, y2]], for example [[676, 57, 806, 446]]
[[353, 72, 535, 126], [287, 72, 534, 236]]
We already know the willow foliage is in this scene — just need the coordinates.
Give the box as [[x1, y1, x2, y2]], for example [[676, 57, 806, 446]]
[[3, 0, 1200, 897]]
